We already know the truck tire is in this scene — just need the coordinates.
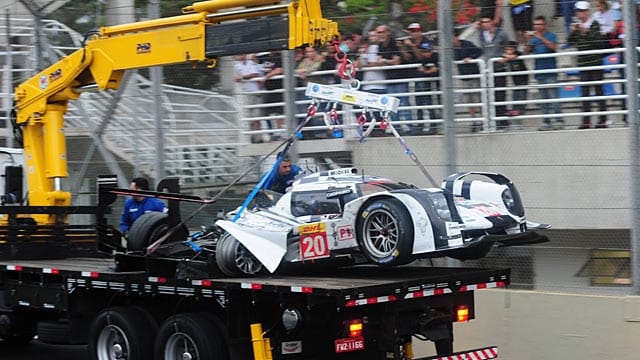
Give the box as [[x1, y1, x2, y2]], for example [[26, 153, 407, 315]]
[[88, 306, 157, 360], [215, 232, 263, 276], [127, 212, 188, 251], [154, 313, 228, 360], [357, 198, 414, 266]]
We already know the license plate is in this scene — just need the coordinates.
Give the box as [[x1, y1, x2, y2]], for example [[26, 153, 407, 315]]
[[335, 336, 365, 353]]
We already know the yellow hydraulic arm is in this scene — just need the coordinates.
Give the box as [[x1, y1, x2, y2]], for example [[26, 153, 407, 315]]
[[12, 0, 338, 225]]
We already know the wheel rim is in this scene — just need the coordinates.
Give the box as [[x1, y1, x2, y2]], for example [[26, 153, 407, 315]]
[[164, 332, 199, 360], [96, 325, 130, 360], [234, 242, 262, 275], [363, 208, 399, 258]]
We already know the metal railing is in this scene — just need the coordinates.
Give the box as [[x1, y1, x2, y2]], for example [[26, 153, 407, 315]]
[[238, 46, 636, 138]]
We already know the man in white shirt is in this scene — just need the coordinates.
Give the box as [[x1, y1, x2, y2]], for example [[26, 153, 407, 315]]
[[235, 54, 265, 142]]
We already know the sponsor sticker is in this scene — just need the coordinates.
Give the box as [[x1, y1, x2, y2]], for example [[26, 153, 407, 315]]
[[299, 222, 330, 260], [282, 340, 302, 354], [336, 225, 354, 241], [136, 42, 151, 54]]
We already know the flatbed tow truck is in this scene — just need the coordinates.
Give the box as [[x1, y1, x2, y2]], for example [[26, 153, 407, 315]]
[[0, 255, 506, 359], [0, 1, 508, 359]]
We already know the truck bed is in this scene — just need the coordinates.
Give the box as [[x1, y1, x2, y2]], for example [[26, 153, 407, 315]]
[[0, 257, 510, 308]]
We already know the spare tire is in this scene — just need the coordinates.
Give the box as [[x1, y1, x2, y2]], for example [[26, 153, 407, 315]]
[[127, 212, 188, 251]]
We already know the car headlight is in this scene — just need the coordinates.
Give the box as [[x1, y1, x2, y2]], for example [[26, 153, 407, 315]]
[[282, 308, 301, 332], [502, 188, 515, 211], [430, 192, 452, 221]]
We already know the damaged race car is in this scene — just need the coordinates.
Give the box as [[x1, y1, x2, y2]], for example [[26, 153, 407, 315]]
[[212, 168, 549, 276]]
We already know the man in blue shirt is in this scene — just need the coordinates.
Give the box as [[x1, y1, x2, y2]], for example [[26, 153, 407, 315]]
[[525, 15, 563, 131], [264, 153, 304, 193], [120, 177, 168, 234]]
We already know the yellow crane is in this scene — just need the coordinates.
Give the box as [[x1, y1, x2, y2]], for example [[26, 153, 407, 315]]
[[11, 0, 338, 225]]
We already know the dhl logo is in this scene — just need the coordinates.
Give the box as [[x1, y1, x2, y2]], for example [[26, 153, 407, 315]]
[[299, 222, 326, 234]]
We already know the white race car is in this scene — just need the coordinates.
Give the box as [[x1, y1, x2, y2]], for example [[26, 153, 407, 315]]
[[214, 168, 549, 276]]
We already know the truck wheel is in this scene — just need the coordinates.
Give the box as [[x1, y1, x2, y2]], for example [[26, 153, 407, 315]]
[[127, 212, 188, 251], [215, 232, 263, 276], [357, 198, 414, 266], [154, 313, 228, 360], [88, 306, 157, 360]]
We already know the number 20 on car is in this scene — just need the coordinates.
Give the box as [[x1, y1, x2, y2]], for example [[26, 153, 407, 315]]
[[298, 223, 330, 260]]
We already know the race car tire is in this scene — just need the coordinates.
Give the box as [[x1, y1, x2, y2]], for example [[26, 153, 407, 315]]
[[357, 198, 414, 266], [215, 232, 263, 276], [154, 313, 228, 360], [88, 306, 157, 360], [127, 212, 188, 252]]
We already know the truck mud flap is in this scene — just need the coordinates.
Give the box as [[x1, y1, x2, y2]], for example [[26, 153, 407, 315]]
[[417, 346, 498, 360]]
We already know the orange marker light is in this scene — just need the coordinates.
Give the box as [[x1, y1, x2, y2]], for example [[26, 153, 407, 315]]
[[457, 305, 469, 322], [349, 319, 363, 337]]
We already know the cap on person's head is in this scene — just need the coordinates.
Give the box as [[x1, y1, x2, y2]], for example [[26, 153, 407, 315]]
[[419, 42, 433, 51], [407, 23, 421, 31], [575, 1, 590, 10]]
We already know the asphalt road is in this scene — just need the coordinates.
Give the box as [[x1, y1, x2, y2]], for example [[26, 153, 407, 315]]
[[1, 339, 88, 360]]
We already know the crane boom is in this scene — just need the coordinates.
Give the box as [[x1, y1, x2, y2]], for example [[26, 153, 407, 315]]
[[12, 0, 338, 225]]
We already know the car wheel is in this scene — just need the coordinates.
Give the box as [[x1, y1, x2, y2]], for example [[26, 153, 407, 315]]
[[88, 306, 157, 360], [215, 233, 263, 276], [154, 313, 228, 360], [127, 212, 188, 251], [357, 198, 414, 266]]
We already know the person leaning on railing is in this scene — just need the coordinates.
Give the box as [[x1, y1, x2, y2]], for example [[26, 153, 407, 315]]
[[525, 15, 564, 131]]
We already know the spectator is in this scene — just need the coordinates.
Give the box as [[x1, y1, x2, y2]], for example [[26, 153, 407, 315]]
[[356, 31, 388, 136], [264, 153, 305, 194], [258, 51, 284, 118], [234, 54, 265, 143], [607, 1, 627, 124], [510, 0, 534, 47], [525, 16, 563, 131], [590, 0, 615, 34], [453, 28, 483, 132], [400, 22, 427, 134], [357, 31, 388, 96], [416, 41, 440, 135], [568, 1, 608, 129], [501, 41, 528, 127], [120, 177, 168, 235], [478, 15, 511, 130], [319, 44, 341, 85], [295, 46, 327, 139], [375, 25, 410, 130]]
